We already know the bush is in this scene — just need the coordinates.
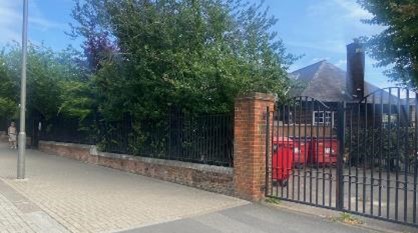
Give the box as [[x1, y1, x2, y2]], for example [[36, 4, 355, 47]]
[[346, 126, 417, 171]]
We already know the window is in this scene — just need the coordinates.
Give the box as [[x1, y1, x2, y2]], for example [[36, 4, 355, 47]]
[[382, 114, 398, 123], [312, 111, 334, 126], [382, 113, 398, 128]]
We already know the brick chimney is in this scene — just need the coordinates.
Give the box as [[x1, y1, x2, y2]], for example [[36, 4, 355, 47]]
[[346, 42, 365, 101]]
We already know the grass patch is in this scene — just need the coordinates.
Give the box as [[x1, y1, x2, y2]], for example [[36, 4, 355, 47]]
[[265, 197, 281, 205], [332, 213, 363, 225]]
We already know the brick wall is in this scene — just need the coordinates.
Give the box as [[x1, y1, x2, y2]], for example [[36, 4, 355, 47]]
[[38, 141, 234, 196], [233, 93, 275, 201], [39, 141, 91, 161]]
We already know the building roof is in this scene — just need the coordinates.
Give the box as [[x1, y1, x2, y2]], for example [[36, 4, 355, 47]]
[[289, 60, 392, 103], [401, 98, 417, 106]]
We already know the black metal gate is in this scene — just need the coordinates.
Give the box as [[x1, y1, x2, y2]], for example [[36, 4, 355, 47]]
[[266, 87, 418, 227]]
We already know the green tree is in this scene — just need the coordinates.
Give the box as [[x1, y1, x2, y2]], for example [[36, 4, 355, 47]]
[[70, 0, 296, 122], [358, 0, 418, 88], [0, 50, 18, 121], [0, 43, 91, 121]]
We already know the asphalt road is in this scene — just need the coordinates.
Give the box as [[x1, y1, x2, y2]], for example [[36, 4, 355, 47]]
[[122, 204, 372, 233]]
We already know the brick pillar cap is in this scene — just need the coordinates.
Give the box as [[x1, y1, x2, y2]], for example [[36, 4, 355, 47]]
[[235, 92, 276, 102]]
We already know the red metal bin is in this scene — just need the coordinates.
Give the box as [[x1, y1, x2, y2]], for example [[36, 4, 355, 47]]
[[272, 137, 294, 186], [310, 137, 339, 166], [290, 137, 312, 167]]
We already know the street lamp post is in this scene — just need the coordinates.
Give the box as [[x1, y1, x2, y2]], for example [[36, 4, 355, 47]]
[[17, 0, 28, 179]]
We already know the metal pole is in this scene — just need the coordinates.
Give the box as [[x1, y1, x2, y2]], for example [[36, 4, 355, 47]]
[[336, 101, 346, 210], [17, 0, 28, 179], [265, 107, 270, 196]]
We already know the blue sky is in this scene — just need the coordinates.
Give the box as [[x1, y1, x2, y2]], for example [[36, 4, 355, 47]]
[[0, 0, 392, 88]]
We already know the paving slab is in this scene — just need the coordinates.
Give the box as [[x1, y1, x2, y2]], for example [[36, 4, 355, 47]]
[[0, 143, 246, 233], [0, 179, 68, 233]]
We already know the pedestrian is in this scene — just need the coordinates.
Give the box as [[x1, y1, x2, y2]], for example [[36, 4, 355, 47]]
[[8, 121, 17, 149]]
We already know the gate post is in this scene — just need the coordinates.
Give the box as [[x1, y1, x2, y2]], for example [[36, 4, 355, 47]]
[[233, 93, 275, 201], [336, 101, 346, 210]]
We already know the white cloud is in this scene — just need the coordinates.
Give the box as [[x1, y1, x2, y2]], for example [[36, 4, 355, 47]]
[[311, 57, 331, 62], [308, 0, 371, 20], [335, 59, 347, 68], [289, 63, 302, 72], [307, 0, 384, 35], [332, 0, 372, 20], [0, 1, 65, 45], [286, 40, 346, 54]]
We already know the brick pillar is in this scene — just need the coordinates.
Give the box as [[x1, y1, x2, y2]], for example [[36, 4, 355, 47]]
[[234, 92, 275, 201]]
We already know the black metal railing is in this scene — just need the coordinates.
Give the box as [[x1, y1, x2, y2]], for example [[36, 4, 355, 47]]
[[38, 112, 234, 167], [39, 117, 97, 145], [98, 113, 234, 167], [0, 118, 7, 132]]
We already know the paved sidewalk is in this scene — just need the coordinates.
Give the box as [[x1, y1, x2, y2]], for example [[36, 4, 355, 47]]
[[0, 192, 37, 233], [0, 179, 68, 233], [0, 143, 245, 233]]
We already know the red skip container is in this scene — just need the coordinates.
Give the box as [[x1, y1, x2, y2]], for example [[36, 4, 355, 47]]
[[272, 137, 294, 186], [310, 137, 339, 166], [290, 137, 312, 167]]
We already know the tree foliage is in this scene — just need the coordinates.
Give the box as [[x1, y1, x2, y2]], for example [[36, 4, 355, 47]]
[[0, 43, 91, 122], [0, 52, 18, 120], [358, 0, 418, 88], [70, 0, 296, 122]]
